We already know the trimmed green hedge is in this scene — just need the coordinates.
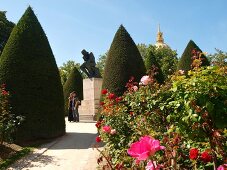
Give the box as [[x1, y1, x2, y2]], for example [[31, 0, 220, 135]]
[[102, 25, 146, 96], [0, 7, 65, 143], [177, 40, 210, 71], [63, 67, 83, 115]]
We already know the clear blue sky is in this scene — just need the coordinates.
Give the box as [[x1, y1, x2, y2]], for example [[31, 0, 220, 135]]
[[1, 0, 227, 66]]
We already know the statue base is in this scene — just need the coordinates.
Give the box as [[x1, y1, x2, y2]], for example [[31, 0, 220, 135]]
[[78, 78, 103, 121]]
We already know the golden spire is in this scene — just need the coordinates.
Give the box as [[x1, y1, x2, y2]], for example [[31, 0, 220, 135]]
[[156, 24, 164, 44]]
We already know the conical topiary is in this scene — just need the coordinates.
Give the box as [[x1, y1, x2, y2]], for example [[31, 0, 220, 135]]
[[102, 25, 146, 96], [63, 67, 83, 115], [145, 46, 164, 83], [0, 7, 65, 143], [177, 40, 210, 71]]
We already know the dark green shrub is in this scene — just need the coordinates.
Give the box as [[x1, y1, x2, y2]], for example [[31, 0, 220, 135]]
[[177, 40, 209, 71], [0, 11, 15, 56], [102, 25, 146, 96], [0, 7, 65, 143], [145, 46, 164, 83], [63, 67, 83, 115]]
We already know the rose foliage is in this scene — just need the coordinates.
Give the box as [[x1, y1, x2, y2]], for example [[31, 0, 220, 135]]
[[0, 84, 24, 145], [96, 61, 227, 169]]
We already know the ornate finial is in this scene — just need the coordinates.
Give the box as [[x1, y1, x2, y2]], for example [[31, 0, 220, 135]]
[[158, 24, 161, 33], [155, 24, 169, 48], [156, 24, 164, 44]]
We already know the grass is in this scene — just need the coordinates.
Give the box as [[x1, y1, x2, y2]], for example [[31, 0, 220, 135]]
[[0, 147, 32, 170]]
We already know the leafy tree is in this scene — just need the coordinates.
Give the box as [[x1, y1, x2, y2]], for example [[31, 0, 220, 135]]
[[59, 60, 85, 85], [207, 48, 227, 67], [137, 43, 149, 60], [63, 67, 83, 115], [137, 43, 178, 80], [0, 7, 65, 143], [154, 46, 178, 79], [177, 40, 209, 71], [102, 25, 146, 96], [145, 46, 164, 83], [96, 52, 108, 77], [59, 60, 79, 85], [0, 11, 15, 55]]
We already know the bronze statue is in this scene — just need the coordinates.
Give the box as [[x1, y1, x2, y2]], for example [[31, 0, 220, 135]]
[[80, 49, 101, 78]]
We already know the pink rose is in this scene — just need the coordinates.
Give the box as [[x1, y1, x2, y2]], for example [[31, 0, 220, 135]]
[[102, 125, 111, 133], [140, 76, 152, 85], [133, 86, 138, 91], [146, 161, 161, 170], [110, 129, 116, 135], [127, 136, 165, 161], [217, 164, 227, 170]]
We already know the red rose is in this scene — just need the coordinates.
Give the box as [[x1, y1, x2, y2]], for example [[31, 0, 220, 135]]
[[200, 151, 212, 163], [1, 89, 9, 95], [100, 102, 105, 106], [115, 97, 122, 103], [101, 89, 108, 95], [95, 122, 101, 128], [115, 163, 123, 169], [108, 93, 115, 100], [129, 111, 134, 116], [189, 148, 199, 160], [96, 136, 101, 143]]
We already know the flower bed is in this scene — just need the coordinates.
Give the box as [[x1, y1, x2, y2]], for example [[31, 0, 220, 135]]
[[95, 62, 227, 169]]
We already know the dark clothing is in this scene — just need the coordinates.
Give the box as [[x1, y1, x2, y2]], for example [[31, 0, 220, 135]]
[[68, 100, 74, 121], [68, 97, 80, 122]]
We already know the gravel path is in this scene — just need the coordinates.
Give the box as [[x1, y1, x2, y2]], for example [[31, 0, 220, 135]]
[[8, 119, 101, 170]]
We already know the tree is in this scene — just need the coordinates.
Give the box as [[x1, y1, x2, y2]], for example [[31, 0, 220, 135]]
[[154, 46, 178, 79], [0, 11, 15, 55], [102, 25, 146, 96], [177, 40, 209, 71], [207, 48, 227, 67], [96, 52, 108, 77], [145, 46, 164, 83], [137, 43, 149, 60], [137, 43, 178, 80], [0, 7, 65, 143], [59, 60, 82, 85], [63, 67, 83, 115]]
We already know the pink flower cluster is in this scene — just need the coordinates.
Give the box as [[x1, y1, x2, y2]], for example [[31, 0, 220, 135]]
[[146, 161, 161, 170], [217, 164, 227, 170], [140, 76, 152, 85], [102, 125, 116, 135], [127, 136, 165, 162]]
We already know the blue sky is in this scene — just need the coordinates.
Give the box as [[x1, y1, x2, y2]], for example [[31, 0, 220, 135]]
[[1, 0, 227, 66]]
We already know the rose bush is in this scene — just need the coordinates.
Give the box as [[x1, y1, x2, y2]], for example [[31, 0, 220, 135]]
[[96, 53, 227, 169], [0, 84, 24, 145]]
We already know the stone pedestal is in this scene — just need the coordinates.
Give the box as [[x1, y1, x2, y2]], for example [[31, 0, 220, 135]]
[[78, 78, 103, 121]]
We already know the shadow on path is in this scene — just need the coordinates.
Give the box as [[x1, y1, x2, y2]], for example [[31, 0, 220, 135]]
[[8, 153, 59, 169], [48, 132, 99, 150]]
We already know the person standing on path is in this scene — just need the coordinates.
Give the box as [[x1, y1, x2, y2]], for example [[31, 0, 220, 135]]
[[72, 91, 80, 122], [68, 92, 74, 122]]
